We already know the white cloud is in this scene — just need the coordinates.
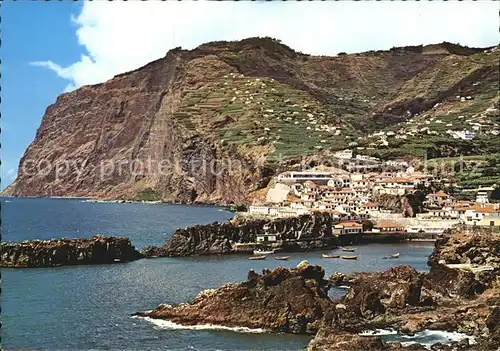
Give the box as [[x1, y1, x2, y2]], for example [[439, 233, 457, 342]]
[[34, 1, 499, 90], [6, 168, 17, 181]]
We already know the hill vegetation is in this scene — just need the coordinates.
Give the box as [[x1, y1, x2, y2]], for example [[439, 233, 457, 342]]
[[5, 37, 499, 202]]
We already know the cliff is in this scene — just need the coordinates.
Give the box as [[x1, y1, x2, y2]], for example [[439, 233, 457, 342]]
[[6, 38, 499, 203], [0, 235, 143, 268], [375, 191, 428, 217], [142, 213, 338, 257]]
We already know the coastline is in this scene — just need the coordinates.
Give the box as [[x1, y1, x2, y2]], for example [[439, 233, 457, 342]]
[[135, 227, 499, 350]]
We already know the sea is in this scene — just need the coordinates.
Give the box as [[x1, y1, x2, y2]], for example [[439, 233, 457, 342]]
[[1, 198, 470, 350]]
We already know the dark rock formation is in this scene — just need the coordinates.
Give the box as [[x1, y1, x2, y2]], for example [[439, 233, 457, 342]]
[[0, 235, 143, 268], [374, 191, 427, 217], [135, 264, 332, 334], [428, 225, 500, 267], [136, 227, 499, 350], [142, 213, 338, 257]]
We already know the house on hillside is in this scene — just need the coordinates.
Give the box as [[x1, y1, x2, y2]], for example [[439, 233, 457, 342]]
[[463, 205, 500, 225], [425, 191, 455, 208], [476, 187, 494, 204]]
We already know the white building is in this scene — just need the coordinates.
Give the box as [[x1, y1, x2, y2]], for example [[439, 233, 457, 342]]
[[334, 149, 353, 159], [453, 130, 476, 141], [476, 187, 494, 204]]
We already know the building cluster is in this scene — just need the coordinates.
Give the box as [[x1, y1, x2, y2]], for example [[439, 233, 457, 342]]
[[244, 166, 499, 234], [419, 188, 500, 227]]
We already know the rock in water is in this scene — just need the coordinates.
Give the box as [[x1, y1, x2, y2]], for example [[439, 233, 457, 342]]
[[135, 264, 332, 334], [0, 235, 143, 268], [297, 260, 309, 269], [143, 213, 338, 257]]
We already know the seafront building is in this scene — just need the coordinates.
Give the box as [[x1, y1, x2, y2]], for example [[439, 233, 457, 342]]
[[242, 155, 499, 235]]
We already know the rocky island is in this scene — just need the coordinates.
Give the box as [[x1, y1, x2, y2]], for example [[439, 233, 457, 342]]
[[136, 226, 499, 350], [142, 212, 339, 257], [0, 235, 143, 268]]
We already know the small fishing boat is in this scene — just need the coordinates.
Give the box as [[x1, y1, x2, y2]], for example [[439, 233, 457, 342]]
[[390, 253, 400, 259], [254, 249, 275, 255], [274, 255, 290, 261], [342, 255, 358, 260], [342, 247, 357, 252], [322, 254, 340, 258], [248, 255, 267, 260]]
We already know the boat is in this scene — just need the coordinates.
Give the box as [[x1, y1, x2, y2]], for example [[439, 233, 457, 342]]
[[248, 255, 267, 260], [342, 247, 357, 252], [274, 255, 290, 261], [322, 254, 340, 258], [253, 249, 275, 255], [342, 255, 358, 260], [390, 253, 400, 259]]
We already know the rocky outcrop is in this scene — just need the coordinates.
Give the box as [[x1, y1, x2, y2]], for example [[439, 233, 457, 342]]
[[6, 37, 498, 203], [135, 264, 332, 334], [428, 225, 500, 267], [319, 229, 500, 350], [142, 213, 338, 257], [374, 191, 428, 217], [136, 227, 499, 350], [0, 235, 143, 268]]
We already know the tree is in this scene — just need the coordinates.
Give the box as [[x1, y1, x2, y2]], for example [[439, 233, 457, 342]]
[[362, 220, 374, 232]]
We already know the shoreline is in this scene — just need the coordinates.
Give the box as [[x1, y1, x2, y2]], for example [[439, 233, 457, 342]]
[[0, 195, 239, 211], [136, 227, 499, 350]]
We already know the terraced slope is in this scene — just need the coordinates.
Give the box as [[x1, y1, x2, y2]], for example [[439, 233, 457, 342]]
[[5, 37, 499, 203]]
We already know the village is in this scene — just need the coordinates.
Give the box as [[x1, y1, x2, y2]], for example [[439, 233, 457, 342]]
[[241, 151, 500, 239]]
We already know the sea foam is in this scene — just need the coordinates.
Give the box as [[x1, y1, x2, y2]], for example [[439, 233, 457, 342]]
[[134, 316, 267, 334], [359, 328, 398, 336], [360, 329, 476, 349]]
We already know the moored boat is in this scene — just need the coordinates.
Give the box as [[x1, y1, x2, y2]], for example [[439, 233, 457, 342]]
[[342, 247, 357, 252], [342, 255, 358, 260], [254, 249, 275, 255], [248, 255, 267, 260], [274, 255, 290, 261], [390, 253, 400, 259], [322, 254, 340, 258]]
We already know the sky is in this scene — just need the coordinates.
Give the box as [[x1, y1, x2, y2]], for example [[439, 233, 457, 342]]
[[1, 1, 499, 189]]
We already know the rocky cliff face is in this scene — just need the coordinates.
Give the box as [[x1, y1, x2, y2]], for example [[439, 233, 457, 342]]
[[374, 190, 428, 217], [7, 38, 498, 203], [0, 235, 143, 268], [143, 213, 337, 257]]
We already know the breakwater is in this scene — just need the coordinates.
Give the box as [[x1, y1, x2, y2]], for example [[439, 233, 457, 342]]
[[143, 213, 339, 257], [0, 235, 143, 268]]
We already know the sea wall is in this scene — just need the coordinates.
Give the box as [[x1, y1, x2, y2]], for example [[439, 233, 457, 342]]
[[143, 213, 338, 257], [0, 235, 144, 268]]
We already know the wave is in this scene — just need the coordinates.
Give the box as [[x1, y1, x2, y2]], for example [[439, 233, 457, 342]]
[[359, 328, 397, 336], [366, 329, 476, 349], [133, 316, 267, 334]]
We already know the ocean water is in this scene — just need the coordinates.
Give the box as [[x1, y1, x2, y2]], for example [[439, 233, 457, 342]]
[[1, 198, 437, 350]]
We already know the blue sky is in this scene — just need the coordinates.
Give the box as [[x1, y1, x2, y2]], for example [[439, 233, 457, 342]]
[[2, 2, 498, 190], [1, 2, 83, 188]]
